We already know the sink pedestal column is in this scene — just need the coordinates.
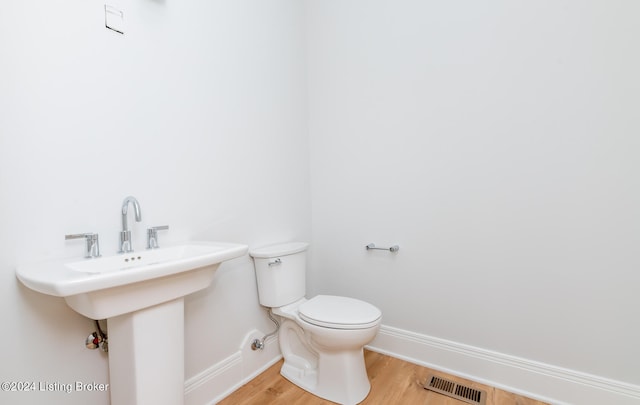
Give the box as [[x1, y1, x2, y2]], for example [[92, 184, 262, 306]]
[[108, 298, 185, 405]]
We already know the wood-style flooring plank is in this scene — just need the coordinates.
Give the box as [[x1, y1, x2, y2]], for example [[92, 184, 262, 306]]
[[217, 350, 549, 405]]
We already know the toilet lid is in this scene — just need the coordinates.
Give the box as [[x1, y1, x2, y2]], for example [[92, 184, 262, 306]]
[[298, 295, 381, 329]]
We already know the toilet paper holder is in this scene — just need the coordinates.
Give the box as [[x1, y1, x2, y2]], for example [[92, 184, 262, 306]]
[[366, 243, 399, 253]]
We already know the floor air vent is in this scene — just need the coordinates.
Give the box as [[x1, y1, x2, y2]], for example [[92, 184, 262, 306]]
[[424, 375, 487, 405]]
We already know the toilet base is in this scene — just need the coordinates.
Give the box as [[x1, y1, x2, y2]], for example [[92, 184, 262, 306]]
[[277, 318, 375, 405], [281, 348, 371, 405]]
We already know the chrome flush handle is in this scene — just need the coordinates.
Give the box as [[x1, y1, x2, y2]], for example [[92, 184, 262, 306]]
[[268, 258, 282, 267]]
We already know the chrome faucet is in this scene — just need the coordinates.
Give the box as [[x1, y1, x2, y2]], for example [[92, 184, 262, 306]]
[[119, 196, 142, 253], [65, 233, 101, 258], [147, 225, 169, 249]]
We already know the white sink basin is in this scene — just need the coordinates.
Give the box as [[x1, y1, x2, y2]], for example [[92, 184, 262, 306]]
[[16, 241, 248, 319]]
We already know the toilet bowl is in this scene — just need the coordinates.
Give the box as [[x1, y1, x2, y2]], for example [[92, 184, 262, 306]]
[[250, 243, 382, 405]]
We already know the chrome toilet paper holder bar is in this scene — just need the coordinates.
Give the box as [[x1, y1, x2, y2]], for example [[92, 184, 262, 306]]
[[366, 243, 399, 253]]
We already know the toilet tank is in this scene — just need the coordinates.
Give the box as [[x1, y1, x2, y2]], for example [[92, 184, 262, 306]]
[[249, 242, 309, 307]]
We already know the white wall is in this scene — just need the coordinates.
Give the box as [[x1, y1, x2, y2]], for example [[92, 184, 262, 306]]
[[307, 0, 640, 402], [0, 1, 308, 404], [3, 1, 640, 404]]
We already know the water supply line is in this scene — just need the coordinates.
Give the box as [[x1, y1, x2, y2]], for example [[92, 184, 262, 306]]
[[85, 320, 108, 352], [251, 309, 280, 350]]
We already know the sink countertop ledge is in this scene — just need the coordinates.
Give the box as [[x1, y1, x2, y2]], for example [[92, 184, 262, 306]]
[[16, 241, 249, 297]]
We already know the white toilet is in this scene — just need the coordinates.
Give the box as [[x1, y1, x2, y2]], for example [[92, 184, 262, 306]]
[[250, 242, 382, 405]]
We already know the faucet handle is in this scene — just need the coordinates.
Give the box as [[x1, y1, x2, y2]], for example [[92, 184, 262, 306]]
[[147, 225, 169, 249], [65, 232, 96, 239], [65, 233, 101, 258]]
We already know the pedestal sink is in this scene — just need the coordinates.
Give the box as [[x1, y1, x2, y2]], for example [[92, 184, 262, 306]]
[[16, 241, 248, 405]]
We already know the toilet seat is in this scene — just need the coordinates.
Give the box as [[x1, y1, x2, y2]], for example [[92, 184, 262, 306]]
[[298, 295, 381, 330]]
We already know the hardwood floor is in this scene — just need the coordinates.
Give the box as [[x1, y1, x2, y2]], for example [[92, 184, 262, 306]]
[[217, 350, 549, 405]]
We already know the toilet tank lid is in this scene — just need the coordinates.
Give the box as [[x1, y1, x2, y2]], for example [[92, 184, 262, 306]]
[[249, 242, 309, 258]]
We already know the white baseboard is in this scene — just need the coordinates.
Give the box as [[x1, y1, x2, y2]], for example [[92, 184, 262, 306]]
[[368, 325, 640, 405], [184, 329, 281, 405]]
